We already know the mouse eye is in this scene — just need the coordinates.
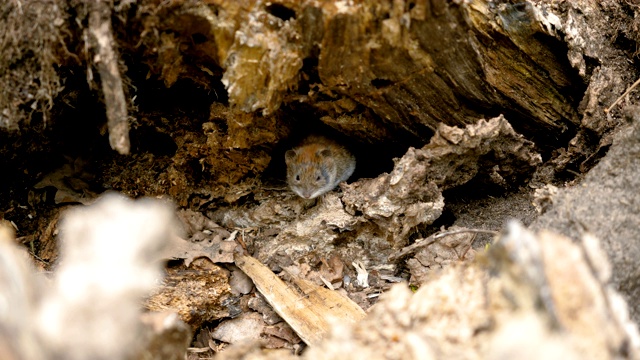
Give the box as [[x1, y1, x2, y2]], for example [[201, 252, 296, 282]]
[[316, 175, 321, 181], [295, 174, 300, 182]]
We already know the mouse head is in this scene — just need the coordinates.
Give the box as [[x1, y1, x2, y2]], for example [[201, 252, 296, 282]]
[[285, 148, 335, 199]]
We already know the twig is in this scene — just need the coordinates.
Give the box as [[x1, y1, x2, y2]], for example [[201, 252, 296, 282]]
[[235, 228, 249, 254], [605, 77, 640, 113], [433, 229, 498, 239], [388, 228, 499, 262]]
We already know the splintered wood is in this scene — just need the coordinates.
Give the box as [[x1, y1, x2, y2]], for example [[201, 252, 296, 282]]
[[234, 254, 366, 346]]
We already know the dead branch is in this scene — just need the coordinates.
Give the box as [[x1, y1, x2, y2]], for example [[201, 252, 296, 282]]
[[88, 0, 130, 155]]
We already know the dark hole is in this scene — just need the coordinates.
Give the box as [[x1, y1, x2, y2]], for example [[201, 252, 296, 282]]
[[191, 33, 208, 44], [130, 77, 229, 112], [371, 78, 393, 89], [332, 231, 353, 246], [583, 55, 600, 80], [166, 259, 183, 268], [266, 3, 296, 21], [213, 118, 228, 135], [130, 126, 178, 156], [298, 58, 320, 95], [187, 159, 204, 184]]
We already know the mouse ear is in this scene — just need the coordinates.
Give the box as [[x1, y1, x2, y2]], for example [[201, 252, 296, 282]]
[[319, 149, 332, 157], [284, 150, 296, 164]]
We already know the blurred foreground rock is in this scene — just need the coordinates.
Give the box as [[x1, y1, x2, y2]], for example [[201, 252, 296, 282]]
[[0, 195, 191, 360]]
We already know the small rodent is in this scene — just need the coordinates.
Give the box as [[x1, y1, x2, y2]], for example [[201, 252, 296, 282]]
[[285, 135, 356, 199]]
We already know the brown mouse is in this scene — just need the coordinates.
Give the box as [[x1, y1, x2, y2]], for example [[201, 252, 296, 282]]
[[285, 135, 356, 199]]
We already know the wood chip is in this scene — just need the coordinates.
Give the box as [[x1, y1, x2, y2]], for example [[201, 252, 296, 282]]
[[234, 254, 366, 346]]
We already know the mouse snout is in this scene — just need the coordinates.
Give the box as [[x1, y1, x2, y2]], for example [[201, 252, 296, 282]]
[[293, 187, 313, 199]]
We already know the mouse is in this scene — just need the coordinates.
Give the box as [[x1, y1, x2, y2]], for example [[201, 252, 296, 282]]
[[285, 135, 356, 199]]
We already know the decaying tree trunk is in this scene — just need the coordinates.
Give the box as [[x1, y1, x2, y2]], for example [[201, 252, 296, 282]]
[[139, 0, 582, 141]]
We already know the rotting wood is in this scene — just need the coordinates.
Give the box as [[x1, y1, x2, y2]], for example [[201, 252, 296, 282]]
[[120, 0, 583, 146], [145, 258, 233, 331], [234, 253, 366, 346]]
